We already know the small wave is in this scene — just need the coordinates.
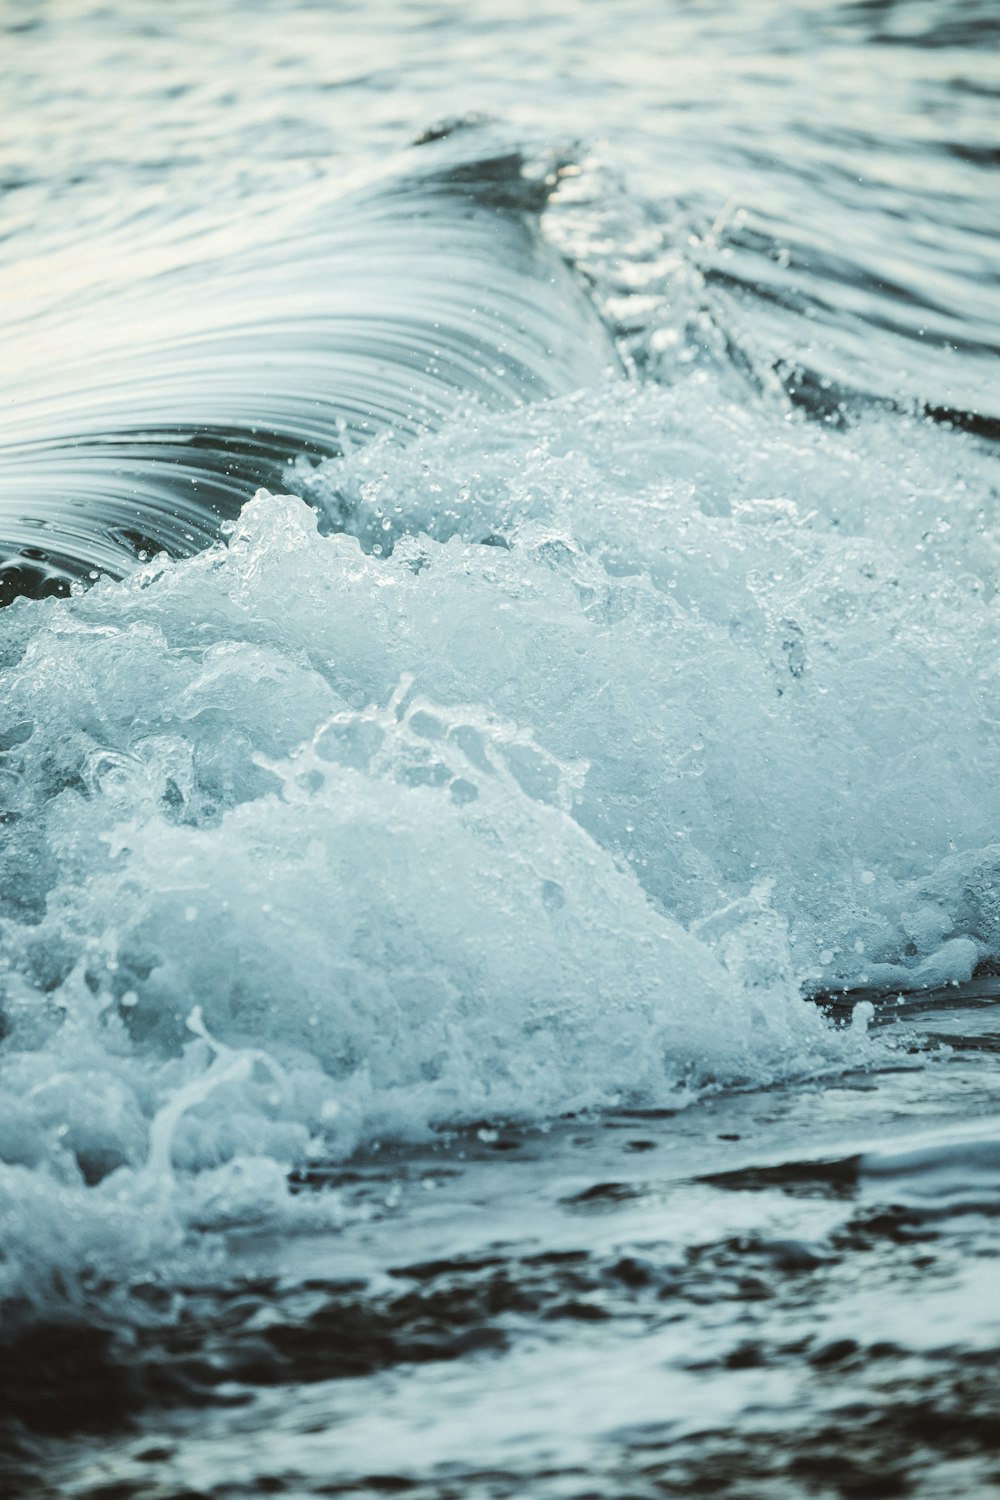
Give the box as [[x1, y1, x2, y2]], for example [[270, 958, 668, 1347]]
[[0, 109, 997, 1341]]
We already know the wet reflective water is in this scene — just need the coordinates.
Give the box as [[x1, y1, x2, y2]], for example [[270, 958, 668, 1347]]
[[0, 132, 616, 597], [1, 1, 999, 1495]]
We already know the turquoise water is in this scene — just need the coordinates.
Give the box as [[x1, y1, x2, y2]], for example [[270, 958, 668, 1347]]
[[1, 2, 999, 1495]]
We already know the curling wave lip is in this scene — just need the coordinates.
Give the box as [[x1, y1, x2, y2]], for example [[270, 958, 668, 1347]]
[[0, 125, 619, 604]]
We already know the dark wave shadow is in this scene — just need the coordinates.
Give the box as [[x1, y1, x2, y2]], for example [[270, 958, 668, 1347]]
[[0, 127, 618, 604]]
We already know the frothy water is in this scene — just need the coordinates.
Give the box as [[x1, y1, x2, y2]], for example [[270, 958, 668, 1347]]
[[1, 1, 999, 1493], [2, 367, 996, 1320]]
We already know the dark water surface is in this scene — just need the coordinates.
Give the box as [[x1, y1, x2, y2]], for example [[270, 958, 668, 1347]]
[[1, 1, 999, 1495]]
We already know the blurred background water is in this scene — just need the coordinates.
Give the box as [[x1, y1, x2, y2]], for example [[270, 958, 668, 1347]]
[[1, 2, 1000, 1497]]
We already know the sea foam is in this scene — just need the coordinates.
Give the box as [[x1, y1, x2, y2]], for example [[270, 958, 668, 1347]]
[[2, 371, 997, 1316]]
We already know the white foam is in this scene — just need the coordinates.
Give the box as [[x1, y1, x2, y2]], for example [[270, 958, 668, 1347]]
[[5, 370, 998, 1314]]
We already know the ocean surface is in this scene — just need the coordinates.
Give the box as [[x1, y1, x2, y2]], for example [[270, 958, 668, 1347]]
[[1, 1, 999, 1495]]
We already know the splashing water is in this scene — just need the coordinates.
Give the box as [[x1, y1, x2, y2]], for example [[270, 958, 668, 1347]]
[[4, 358, 998, 1319], [1, 8, 1000, 1492]]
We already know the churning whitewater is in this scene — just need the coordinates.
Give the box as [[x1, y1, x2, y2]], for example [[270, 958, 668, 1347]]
[[1, 2, 1000, 1491], [2, 346, 999, 1318]]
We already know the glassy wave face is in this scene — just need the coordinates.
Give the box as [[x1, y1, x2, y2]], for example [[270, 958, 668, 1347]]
[[0, 130, 616, 601], [1, 1, 1000, 1491]]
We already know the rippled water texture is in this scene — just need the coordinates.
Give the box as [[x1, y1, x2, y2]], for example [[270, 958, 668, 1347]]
[[1, 1, 999, 1496]]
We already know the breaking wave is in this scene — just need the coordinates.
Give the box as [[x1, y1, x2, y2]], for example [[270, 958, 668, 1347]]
[[1, 128, 998, 1328]]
